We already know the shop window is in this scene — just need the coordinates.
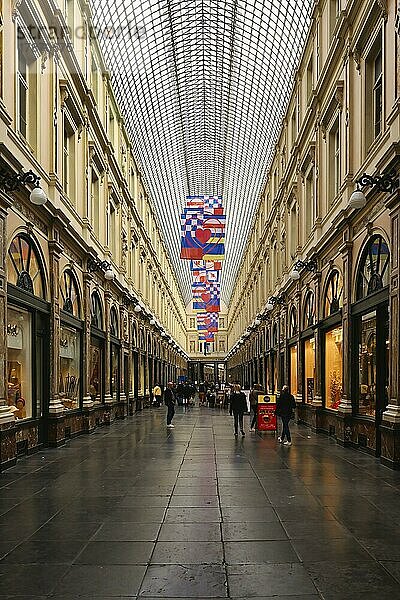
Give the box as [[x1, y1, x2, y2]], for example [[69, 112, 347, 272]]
[[7, 306, 32, 419], [289, 307, 297, 337], [324, 270, 343, 316], [91, 292, 103, 329], [110, 343, 119, 398], [7, 234, 46, 298], [290, 345, 298, 396], [272, 324, 278, 347], [303, 291, 315, 329], [358, 311, 377, 417], [304, 337, 315, 403], [59, 325, 80, 410], [89, 342, 102, 402], [356, 235, 390, 300], [60, 269, 80, 317], [110, 306, 119, 337], [132, 323, 138, 347], [325, 326, 343, 410]]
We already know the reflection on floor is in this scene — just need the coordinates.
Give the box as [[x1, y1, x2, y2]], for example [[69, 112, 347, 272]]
[[1, 406, 400, 599]]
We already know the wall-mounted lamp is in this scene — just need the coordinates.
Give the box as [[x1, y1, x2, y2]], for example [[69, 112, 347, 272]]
[[289, 259, 317, 281], [150, 318, 156, 325], [0, 168, 47, 205], [134, 304, 142, 313], [348, 169, 398, 210], [265, 293, 286, 311], [87, 258, 114, 280]]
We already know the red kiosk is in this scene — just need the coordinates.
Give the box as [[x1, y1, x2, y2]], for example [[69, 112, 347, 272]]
[[257, 394, 277, 432]]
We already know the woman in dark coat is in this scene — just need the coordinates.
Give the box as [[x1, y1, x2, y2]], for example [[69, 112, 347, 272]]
[[230, 384, 248, 437], [276, 385, 296, 446]]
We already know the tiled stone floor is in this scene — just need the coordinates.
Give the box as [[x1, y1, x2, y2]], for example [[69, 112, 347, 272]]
[[1, 406, 400, 598]]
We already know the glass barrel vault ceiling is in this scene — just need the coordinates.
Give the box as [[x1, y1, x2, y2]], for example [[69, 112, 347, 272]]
[[90, 0, 314, 305]]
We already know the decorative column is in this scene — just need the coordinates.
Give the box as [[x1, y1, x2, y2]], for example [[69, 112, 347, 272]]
[[336, 236, 354, 446], [104, 290, 113, 404], [338, 238, 354, 413], [48, 239, 65, 416], [312, 271, 323, 408], [82, 271, 94, 408], [295, 288, 303, 404], [0, 195, 16, 470], [0, 196, 14, 424], [381, 191, 400, 468]]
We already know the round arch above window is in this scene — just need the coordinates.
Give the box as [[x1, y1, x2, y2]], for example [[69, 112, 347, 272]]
[[324, 269, 343, 317], [289, 306, 297, 337], [303, 291, 315, 329], [91, 292, 103, 329], [60, 269, 81, 318], [7, 233, 46, 299], [356, 234, 390, 301], [110, 306, 119, 337]]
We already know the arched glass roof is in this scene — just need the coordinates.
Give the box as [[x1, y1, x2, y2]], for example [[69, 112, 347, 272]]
[[91, 0, 313, 304]]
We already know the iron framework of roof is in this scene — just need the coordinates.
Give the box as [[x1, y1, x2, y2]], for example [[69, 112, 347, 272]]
[[90, 0, 313, 304]]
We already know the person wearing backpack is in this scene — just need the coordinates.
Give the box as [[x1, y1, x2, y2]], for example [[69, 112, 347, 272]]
[[275, 385, 296, 446]]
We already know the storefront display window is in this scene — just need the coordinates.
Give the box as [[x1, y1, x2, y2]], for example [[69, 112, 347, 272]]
[[110, 343, 119, 398], [356, 235, 390, 300], [358, 311, 377, 417], [325, 326, 343, 410], [304, 337, 315, 403], [324, 270, 343, 316], [290, 346, 297, 396], [7, 306, 32, 419], [89, 343, 102, 402], [59, 326, 81, 410]]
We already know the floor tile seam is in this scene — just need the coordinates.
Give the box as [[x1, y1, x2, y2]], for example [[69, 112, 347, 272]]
[[213, 423, 230, 599], [135, 414, 197, 597]]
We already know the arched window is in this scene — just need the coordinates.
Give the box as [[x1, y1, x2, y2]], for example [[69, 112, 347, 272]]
[[356, 235, 390, 300], [110, 307, 119, 337], [60, 269, 81, 317], [303, 291, 315, 329], [91, 292, 103, 329], [324, 270, 343, 316], [289, 306, 297, 337], [7, 233, 46, 298]]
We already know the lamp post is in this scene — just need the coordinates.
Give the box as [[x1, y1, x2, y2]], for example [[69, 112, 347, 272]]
[[348, 169, 398, 210], [0, 168, 47, 205], [289, 259, 317, 280], [87, 257, 114, 281]]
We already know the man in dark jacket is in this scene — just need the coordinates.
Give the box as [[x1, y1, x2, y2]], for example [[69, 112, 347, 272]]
[[275, 385, 296, 445], [164, 382, 176, 428], [229, 384, 248, 437], [249, 383, 263, 431]]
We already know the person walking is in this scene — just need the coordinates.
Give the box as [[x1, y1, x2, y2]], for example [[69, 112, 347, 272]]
[[276, 385, 296, 445], [152, 383, 162, 407], [249, 383, 263, 431], [230, 384, 247, 437], [164, 382, 176, 428]]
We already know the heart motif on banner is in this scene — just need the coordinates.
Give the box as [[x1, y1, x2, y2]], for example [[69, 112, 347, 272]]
[[196, 228, 212, 244], [201, 292, 211, 303]]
